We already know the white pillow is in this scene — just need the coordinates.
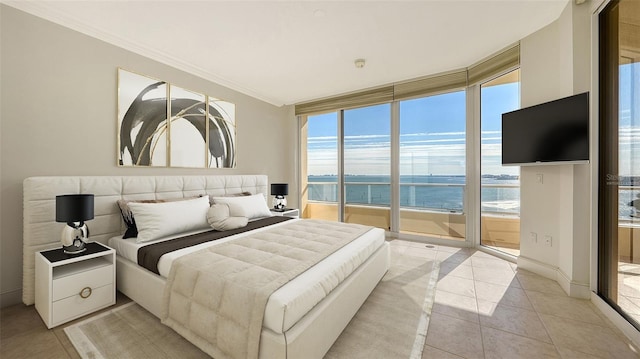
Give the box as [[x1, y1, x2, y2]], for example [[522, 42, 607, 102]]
[[211, 194, 273, 220], [207, 203, 248, 231], [128, 195, 211, 243]]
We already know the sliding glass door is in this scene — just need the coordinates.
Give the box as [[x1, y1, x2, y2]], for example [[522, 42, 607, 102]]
[[479, 70, 521, 255], [599, 0, 640, 329], [398, 91, 466, 239], [303, 112, 339, 221], [303, 106, 391, 229], [343, 104, 391, 228]]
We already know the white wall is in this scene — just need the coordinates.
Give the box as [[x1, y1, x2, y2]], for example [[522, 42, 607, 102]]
[[518, 1, 592, 298], [0, 5, 296, 307]]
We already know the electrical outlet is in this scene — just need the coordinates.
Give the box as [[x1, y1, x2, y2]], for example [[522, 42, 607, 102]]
[[530, 232, 538, 243], [536, 174, 543, 184], [544, 235, 552, 247]]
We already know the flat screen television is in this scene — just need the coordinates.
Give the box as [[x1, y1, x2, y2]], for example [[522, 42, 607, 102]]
[[502, 92, 589, 166]]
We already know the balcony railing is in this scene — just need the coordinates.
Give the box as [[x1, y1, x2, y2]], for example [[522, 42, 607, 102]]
[[307, 181, 520, 215], [620, 185, 640, 221]]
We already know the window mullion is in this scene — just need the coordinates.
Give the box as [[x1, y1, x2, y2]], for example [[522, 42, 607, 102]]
[[390, 102, 400, 233], [338, 110, 345, 222]]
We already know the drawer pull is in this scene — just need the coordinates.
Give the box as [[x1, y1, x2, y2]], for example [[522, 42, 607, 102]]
[[79, 287, 92, 299]]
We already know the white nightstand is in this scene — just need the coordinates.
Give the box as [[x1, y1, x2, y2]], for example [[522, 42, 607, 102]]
[[270, 208, 300, 219], [35, 242, 116, 329]]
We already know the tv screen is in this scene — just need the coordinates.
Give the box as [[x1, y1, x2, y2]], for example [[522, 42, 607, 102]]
[[502, 92, 589, 166]]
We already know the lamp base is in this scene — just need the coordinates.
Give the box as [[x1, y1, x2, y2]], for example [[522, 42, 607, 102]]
[[273, 196, 287, 210], [63, 239, 86, 254]]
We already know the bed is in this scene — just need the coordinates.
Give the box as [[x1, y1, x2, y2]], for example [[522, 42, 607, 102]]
[[23, 175, 390, 359]]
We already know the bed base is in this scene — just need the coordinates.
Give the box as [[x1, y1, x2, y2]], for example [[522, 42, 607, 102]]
[[116, 242, 390, 359]]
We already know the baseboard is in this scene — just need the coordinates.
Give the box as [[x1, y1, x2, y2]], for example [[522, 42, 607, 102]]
[[517, 256, 589, 298], [517, 255, 557, 280], [556, 268, 590, 299], [1, 288, 23, 308], [591, 292, 640, 351]]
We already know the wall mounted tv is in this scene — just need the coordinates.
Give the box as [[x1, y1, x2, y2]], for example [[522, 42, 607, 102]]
[[502, 92, 589, 166]]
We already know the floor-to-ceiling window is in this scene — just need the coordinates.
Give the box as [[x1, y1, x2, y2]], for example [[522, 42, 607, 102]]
[[299, 48, 518, 244], [479, 69, 521, 255], [599, 0, 640, 329], [399, 91, 466, 239], [302, 106, 393, 229], [303, 112, 339, 221], [344, 104, 391, 228]]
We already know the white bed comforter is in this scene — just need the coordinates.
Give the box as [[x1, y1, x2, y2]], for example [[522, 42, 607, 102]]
[[108, 219, 385, 333]]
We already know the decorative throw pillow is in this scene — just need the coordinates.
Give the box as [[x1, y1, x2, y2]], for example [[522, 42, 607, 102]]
[[200, 191, 252, 206], [127, 196, 211, 243], [207, 203, 248, 231], [117, 196, 198, 239], [210, 194, 273, 220]]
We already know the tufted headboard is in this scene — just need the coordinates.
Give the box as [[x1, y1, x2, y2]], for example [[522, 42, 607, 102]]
[[22, 175, 268, 305]]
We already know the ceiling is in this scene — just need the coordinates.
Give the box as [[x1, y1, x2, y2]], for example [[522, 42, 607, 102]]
[[4, 0, 570, 106]]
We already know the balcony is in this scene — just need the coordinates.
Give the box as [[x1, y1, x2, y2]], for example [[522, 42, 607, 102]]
[[303, 181, 521, 253]]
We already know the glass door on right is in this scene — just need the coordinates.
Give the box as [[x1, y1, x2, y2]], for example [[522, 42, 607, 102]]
[[599, 0, 640, 329], [480, 69, 521, 255]]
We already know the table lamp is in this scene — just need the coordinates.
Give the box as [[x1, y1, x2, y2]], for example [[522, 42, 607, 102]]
[[270, 183, 288, 211], [56, 194, 94, 254]]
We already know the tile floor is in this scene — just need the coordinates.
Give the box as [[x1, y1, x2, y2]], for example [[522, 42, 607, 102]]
[[389, 240, 640, 359], [1, 240, 640, 358]]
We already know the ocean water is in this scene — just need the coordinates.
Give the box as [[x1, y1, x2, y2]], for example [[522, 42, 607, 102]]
[[308, 175, 638, 217]]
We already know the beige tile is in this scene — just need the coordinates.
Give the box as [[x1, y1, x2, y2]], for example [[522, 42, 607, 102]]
[[515, 270, 566, 295], [477, 300, 552, 343], [438, 261, 474, 280], [403, 246, 438, 259], [526, 291, 608, 327], [437, 245, 474, 254], [471, 250, 509, 261], [436, 251, 473, 266], [398, 239, 430, 248], [422, 344, 465, 359], [555, 346, 602, 359], [425, 312, 484, 359], [474, 281, 533, 311], [390, 251, 432, 271], [433, 290, 479, 323], [481, 326, 559, 359], [390, 243, 408, 254], [471, 256, 514, 271], [540, 314, 640, 359], [473, 266, 521, 288], [437, 274, 476, 298]]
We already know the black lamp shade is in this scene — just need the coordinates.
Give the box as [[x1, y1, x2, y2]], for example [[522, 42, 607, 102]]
[[270, 183, 288, 196], [56, 194, 94, 223]]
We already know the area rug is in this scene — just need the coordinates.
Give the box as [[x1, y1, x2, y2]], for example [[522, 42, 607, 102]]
[[65, 247, 439, 359]]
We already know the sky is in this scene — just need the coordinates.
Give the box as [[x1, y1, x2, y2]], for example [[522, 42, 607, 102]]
[[307, 82, 521, 177], [619, 63, 640, 176], [307, 63, 640, 178]]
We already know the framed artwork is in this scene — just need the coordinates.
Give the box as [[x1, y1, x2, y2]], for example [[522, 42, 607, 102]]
[[117, 70, 168, 166], [117, 68, 236, 168], [169, 85, 207, 168], [207, 96, 236, 168]]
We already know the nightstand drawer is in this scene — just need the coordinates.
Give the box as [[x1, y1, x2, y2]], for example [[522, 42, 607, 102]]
[[52, 264, 113, 301], [52, 283, 113, 325]]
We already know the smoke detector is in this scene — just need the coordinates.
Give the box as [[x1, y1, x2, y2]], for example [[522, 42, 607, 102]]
[[354, 59, 366, 68]]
